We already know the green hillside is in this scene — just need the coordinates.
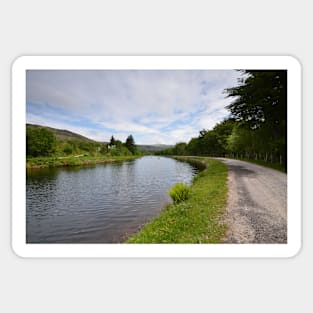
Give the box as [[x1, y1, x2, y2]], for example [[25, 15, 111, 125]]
[[27, 124, 110, 158], [26, 124, 100, 143]]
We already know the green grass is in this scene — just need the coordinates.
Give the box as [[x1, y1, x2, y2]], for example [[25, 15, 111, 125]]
[[169, 183, 191, 204], [26, 155, 139, 169], [231, 158, 286, 173], [127, 158, 228, 243]]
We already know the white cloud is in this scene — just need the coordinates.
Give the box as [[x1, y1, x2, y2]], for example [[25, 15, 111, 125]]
[[27, 113, 112, 142], [167, 125, 199, 143], [26, 70, 241, 144]]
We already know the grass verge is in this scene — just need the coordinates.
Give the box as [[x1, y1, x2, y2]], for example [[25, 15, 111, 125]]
[[26, 155, 139, 169], [231, 158, 286, 173], [127, 158, 228, 243]]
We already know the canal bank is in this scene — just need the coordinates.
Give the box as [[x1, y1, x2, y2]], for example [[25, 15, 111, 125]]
[[26, 155, 140, 169], [127, 157, 228, 243]]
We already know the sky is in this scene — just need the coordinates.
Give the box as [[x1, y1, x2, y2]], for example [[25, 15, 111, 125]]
[[26, 70, 241, 145]]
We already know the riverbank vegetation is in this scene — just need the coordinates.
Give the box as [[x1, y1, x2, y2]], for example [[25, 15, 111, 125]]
[[157, 70, 287, 172], [127, 158, 228, 243], [232, 158, 285, 173], [26, 155, 139, 169], [168, 182, 191, 204], [26, 124, 141, 168]]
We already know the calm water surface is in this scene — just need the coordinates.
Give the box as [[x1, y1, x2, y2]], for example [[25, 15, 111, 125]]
[[26, 156, 198, 243]]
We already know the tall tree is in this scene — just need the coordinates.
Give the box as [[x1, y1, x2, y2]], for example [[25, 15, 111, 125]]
[[212, 118, 235, 156], [225, 70, 286, 131], [225, 70, 287, 168], [109, 135, 116, 147], [125, 135, 136, 154], [173, 142, 187, 155]]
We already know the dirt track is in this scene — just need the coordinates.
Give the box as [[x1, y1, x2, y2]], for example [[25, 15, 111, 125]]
[[216, 158, 287, 243]]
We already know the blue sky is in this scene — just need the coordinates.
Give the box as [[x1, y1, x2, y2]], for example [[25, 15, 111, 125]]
[[26, 70, 241, 145]]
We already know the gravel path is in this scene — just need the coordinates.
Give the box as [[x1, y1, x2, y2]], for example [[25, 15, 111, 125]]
[[216, 158, 287, 243]]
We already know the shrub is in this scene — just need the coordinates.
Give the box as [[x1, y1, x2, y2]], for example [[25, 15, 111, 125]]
[[108, 145, 132, 156], [169, 183, 190, 204], [26, 126, 56, 157], [63, 143, 73, 155]]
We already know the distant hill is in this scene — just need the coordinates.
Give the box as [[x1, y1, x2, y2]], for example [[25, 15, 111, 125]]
[[137, 144, 174, 152], [26, 124, 173, 151], [26, 124, 100, 143]]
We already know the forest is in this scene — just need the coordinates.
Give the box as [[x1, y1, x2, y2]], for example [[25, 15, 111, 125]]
[[158, 70, 287, 171]]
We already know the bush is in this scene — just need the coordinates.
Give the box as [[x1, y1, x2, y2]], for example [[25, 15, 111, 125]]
[[169, 183, 190, 204], [63, 143, 73, 155], [26, 126, 56, 157], [108, 145, 132, 156]]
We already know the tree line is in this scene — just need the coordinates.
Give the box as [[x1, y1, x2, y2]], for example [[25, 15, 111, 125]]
[[26, 126, 139, 158], [158, 70, 287, 171], [107, 134, 139, 156]]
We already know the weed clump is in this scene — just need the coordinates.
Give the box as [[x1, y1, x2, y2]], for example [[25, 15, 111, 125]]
[[169, 183, 190, 204]]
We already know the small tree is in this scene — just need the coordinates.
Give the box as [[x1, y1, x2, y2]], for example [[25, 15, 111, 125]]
[[100, 144, 109, 155], [63, 143, 73, 155]]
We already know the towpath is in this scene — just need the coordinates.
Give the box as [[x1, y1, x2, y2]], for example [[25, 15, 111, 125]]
[[216, 158, 287, 243]]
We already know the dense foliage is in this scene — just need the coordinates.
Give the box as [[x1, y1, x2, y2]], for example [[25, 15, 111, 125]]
[[108, 135, 139, 157], [26, 125, 140, 158], [225, 70, 287, 169], [125, 135, 137, 154], [157, 118, 235, 157], [26, 127, 56, 157]]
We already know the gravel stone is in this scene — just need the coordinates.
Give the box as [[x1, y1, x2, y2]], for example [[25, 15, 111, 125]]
[[216, 158, 287, 244]]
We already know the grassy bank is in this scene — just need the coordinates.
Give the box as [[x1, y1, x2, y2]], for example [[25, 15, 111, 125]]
[[227, 157, 286, 173], [26, 155, 139, 169], [243, 159, 286, 173], [127, 158, 228, 243]]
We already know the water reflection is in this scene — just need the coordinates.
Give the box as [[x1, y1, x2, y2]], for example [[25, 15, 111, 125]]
[[26, 156, 198, 243]]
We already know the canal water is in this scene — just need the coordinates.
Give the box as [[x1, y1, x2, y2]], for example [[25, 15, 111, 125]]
[[26, 156, 199, 243]]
